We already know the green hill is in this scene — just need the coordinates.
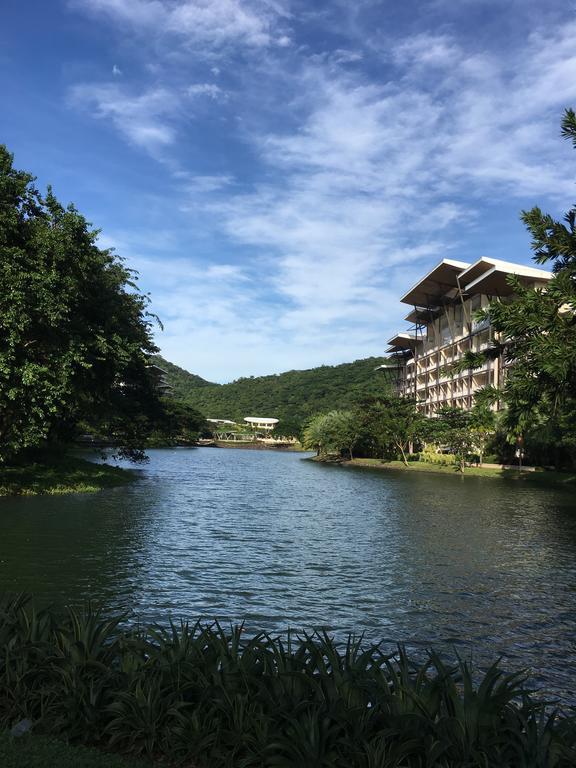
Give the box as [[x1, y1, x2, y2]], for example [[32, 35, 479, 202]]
[[151, 356, 216, 400], [154, 355, 391, 425]]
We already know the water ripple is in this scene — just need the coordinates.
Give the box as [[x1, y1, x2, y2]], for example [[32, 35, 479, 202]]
[[0, 448, 575, 699]]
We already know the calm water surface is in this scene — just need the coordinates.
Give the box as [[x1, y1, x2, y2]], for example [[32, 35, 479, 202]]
[[1, 448, 575, 698]]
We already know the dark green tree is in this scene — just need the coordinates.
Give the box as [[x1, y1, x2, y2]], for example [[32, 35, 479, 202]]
[[484, 109, 576, 468], [0, 146, 160, 462], [272, 417, 304, 441], [422, 407, 476, 472], [146, 399, 207, 445], [358, 395, 422, 466], [444, 110, 576, 469], [302, 410, 362, 458]]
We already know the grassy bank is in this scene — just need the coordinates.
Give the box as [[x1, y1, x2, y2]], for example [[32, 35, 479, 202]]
[[336, 457, 576, 485], [1, 597, 575, 767], [0, 732, 149, 768], [0, 457, 135, 496]]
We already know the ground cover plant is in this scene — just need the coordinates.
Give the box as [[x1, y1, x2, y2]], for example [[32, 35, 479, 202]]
[[0, 730, 150, 768], [1, 597, 575, 767], [0, 456, 134, 496]]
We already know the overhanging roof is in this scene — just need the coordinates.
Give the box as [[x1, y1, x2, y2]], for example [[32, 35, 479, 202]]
[[401, 259, 470, 306], [385, 346, 412, 355], [463, 259, 552, 296], [386, 332, 422, 351], [404, 306, 441, 324], [459, 257, 552, 293]]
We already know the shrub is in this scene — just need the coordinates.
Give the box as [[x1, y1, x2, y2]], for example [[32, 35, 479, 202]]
[[421, 451, 458, 466], [1, 597, 575, 767]]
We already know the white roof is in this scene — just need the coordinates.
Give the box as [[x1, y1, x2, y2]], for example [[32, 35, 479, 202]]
[[243, 417, 279, 424], [459, 257, 551, 290], [400, 259, 470, 306], [386, 332, 422, 350]]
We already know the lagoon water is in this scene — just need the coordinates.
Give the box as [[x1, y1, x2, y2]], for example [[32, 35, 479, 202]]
[[1, 448, 575, 698]]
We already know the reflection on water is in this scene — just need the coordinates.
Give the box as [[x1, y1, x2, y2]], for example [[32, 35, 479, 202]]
[[0, 448, 575, 698]]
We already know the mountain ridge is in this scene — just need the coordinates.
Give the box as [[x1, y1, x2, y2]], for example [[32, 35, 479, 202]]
[[153, 354, 391, 425]]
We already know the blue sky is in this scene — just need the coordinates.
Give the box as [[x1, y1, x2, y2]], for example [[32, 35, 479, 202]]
[[2, 0, 576, 381]]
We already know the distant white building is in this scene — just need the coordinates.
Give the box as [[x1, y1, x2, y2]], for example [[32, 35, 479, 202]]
[[243, 417, 279, 432]]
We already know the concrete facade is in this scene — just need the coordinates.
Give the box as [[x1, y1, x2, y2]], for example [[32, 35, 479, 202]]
[[387, 258, 551, 415]]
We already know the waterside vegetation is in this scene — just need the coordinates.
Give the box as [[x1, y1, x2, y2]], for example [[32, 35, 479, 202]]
[[0, 456, 135, 496], [1, 597, 576, 768], [331, 457, 576, 485]]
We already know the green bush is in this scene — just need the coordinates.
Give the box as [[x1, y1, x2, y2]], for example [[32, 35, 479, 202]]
[[421, 451, 458, 466], [1, 596, 575, 767]]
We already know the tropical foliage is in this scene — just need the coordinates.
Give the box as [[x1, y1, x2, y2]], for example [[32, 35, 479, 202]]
[[150, 355, 215, 396], [304, 397, 497, 471], [154, 355, 391, 429], [0, 146, 161, 463], [303, 410, 362, 459], [1, 596, 575, 767], [357, 395, 423, 466], [451, 109, 576, 469]]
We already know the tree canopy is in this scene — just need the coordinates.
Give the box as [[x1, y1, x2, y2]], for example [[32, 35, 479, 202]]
[[0, 146, 160, 462], [480, 109, 576, 468]]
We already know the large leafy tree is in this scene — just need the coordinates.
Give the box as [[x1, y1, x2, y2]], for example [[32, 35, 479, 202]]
[[483, 109, 576, 468], [422, 407, 478, 472], [358, 395, 422, 465], [0, 146, 160, 462], [302, 410, 361, 459]]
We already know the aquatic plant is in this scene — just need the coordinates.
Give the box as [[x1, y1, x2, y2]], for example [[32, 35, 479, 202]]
[[1, 596, 575, 767]]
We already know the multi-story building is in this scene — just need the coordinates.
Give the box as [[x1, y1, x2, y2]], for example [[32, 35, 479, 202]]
[[386, 257, 552, 415]]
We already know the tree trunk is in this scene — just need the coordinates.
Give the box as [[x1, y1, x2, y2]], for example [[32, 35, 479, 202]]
[[398, 443, 409, 467]]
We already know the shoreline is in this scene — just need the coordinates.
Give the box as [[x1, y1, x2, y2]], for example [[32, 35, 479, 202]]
[[199, 440, 305, 451], [311, 456, 576, 485]]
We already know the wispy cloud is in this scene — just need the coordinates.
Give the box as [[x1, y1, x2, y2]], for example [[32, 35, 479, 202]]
[[187, 83, 226, 100], [67, 2, 576, 379], [72, 0, 291, 49], [69, 83, 179, 152]]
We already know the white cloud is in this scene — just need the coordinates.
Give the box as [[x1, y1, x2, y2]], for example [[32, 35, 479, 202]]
[[190, 22, 576, 368], [333, 48, 363, 64], [73, 0, 290, 49], [392, 33, 461, 68], [69, 5, 576, 378], [69, 83, 179, 152], [180, 174, 234, 195], [187, 83, 226, 100]]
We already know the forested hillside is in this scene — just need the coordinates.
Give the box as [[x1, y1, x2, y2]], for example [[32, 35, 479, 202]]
[[151, 356, 215, 399], [154, 355, 391, 425]]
